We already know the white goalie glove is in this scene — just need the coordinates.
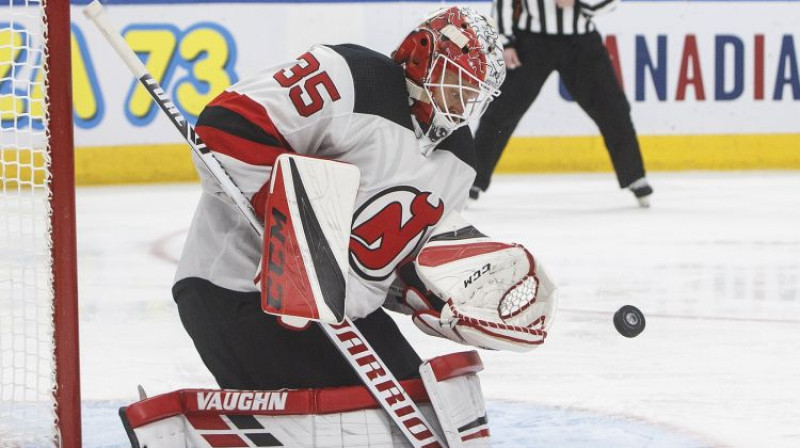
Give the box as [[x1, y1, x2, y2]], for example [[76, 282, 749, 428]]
[[386, 212, 558, 352]]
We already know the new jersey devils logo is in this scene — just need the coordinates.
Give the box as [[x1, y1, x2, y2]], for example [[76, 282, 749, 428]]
[[350, 187, 444, 281]]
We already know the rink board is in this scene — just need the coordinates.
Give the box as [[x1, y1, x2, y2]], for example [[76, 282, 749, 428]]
[[71, 133, 800, 185], [3, 0, 800, 184]]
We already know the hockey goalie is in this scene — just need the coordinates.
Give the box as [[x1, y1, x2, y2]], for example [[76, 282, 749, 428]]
[[102, 4, 557, 448], [120, 204, 558, 448]]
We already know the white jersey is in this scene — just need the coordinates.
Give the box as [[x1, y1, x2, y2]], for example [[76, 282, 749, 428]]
[[175, 44, 476, 318]]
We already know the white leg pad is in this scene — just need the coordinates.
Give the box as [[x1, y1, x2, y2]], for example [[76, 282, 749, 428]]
[[120, 383, 441, 448], [128, 415, 189, 448], [420, 351, 491, 447], [126, 407, 440, 448]]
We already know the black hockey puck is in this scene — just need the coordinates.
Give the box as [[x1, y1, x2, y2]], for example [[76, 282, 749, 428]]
[[613, 305, 646, 338]]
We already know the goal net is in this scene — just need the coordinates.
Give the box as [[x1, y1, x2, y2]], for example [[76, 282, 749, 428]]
[[1, 1, 80, 446]]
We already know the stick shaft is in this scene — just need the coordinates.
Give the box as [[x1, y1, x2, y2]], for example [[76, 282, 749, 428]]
[[82, 2, 444, 446], [83, 0, 262, 236]]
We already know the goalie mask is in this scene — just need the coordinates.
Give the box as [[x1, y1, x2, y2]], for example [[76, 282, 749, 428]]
[[393, 6, 506, 156]]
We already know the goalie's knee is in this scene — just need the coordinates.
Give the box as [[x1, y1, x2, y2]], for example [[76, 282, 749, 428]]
[[421, 351, 491, 447]]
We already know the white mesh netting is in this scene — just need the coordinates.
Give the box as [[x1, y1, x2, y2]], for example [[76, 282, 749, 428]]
[[498, 275, 538, 320], [1, 0, 58, 446]]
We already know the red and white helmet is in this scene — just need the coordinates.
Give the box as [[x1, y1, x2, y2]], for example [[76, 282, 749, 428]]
[[393, 6, 506, 155]]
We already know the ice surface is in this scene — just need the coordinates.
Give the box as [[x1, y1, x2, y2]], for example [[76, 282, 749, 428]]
[[76, 172, 800, 447]]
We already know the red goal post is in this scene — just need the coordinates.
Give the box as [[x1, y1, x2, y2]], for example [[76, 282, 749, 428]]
[[1, 0, 80, 447]]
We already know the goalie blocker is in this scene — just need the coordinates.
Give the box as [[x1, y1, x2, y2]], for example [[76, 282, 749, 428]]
[[119, 352, 490, 448], [260, 154, 360, 325]]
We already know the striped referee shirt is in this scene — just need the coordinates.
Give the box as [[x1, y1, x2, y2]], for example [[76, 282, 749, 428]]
[[493, 0, 620, 44]]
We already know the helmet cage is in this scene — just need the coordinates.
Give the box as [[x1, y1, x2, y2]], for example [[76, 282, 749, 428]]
[[424, 54, 500, 133]]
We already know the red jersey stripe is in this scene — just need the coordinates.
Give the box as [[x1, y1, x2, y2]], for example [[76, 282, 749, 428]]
[[196, 125, 287, 167], [207, 90, 292, 150]]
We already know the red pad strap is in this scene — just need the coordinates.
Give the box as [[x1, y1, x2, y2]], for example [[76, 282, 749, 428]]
[[425, 350, 484, 382]]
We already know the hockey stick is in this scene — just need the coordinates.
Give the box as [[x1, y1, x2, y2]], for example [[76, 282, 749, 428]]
[[82, 2, 444, 447]]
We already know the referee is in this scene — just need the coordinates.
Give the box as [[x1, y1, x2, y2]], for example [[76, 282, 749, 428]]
[[472, 0, 653, 207]]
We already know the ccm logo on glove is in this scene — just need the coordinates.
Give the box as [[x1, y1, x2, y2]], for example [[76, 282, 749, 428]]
[[464, 263, 491, 288]]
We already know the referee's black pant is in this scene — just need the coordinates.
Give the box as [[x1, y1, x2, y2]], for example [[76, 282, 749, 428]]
[[173, 277, 422, 390], [474, 31, 646, 191]]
